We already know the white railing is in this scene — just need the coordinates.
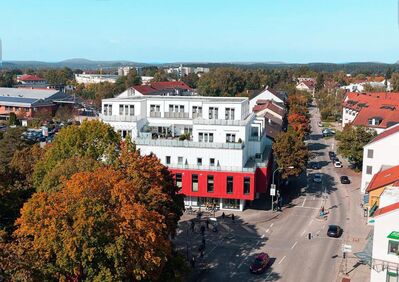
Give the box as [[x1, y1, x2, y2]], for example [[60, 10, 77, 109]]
[[168, 163, 256, 172], [99, 113, 144, 122], [164, 112, 189, 119], [149, 112, 161, 118], [134, 138, 244, 149], [193, 113, 254, 126]]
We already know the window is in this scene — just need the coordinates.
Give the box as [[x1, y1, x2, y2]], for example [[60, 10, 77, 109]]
[[366, 166, 373, 175], [119, 104, 134, 116], [198, 132, 214, 143], [150, 104, 160, 112], [388, 240, 399, 254], [387, 271, 399, 282], [367, 149, 374, 158], [225, 108, 235, 120], [178, 157, 183, 165], [192, 106, 202, 114], [244, 177, 250, 195], [207, 175, 214, 193], [209, 107, 219, 119], [103, 104, 112, 116], [169, 104, 184, 112], [210, 158, 215, 166], [192, 174, 198, 192], [226, 176, 233, 194], [166, 156, 171, 165], [119, 105, 124, 115], [197, 158, 202, 166], [175, 173, 182, 190], [129, 105, 134, 116], [226, 133, 236, 143]]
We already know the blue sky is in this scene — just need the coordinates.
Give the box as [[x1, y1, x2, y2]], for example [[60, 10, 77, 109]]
[[1, 0, 398, 63]]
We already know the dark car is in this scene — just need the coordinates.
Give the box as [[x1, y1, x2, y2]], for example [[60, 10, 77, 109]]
[[328, 151, 336, 160], [327, 225, 343, 238], [250, 253, 270, 274], [340, 176, 350, 184], [312, 163, 321, 170]]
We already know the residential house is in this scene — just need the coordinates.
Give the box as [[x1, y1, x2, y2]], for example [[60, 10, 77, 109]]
[[16, 74, 48, 88], [361, 124, 399, 193], [75, 73, 119, 84], [342, 92, 399, 133], [249, 86, 287, 110], [296, 80, 315, 93], [365, 164, 399, 217], [252, 99, 287, 140]]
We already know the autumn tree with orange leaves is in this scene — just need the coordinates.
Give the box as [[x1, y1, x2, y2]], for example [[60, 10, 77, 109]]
[[1, 140, 185, 281]]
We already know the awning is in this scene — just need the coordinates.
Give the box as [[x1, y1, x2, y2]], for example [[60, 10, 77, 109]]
[[354, 232, 373, 265], [388, 231, 399, 240]]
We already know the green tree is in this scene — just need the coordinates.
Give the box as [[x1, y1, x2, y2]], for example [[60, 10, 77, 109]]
[[390, 73, 399, 91], [8, 112, 18, 126], [181, 73, 199, 88], [151, 70, 169, 82], [272, 130, 308, 179], [336, 125, 377, 169], [33, 120, 121, 191], [315, 73, 325, 91]]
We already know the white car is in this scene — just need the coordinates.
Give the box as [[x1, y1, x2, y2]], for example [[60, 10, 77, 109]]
[[313, 173, 322, 183], [334, 161, 343, 168]]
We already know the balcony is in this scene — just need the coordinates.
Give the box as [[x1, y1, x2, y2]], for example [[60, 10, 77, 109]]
[[99, 113, 143, 122], [149, 111, 161, 118], [193, 113, 254, 126], [164, 112, 189, 119], [168, 163, 256, 172], [134, 137, 244, 150]]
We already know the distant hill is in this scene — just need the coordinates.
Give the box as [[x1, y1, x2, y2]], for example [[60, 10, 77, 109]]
[[1, 59, 398, 73]]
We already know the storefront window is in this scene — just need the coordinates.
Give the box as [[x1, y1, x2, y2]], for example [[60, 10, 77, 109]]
[[223, 199, 240, 209], [226, 176, 233, 194], [244, 177, 250, 194], [388, 240, 399, 255], [192, 174, 198, 192], [207, 175, 214, 193]]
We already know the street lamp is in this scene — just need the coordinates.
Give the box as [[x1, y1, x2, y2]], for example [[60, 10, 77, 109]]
[[271, 166, 294, 211]]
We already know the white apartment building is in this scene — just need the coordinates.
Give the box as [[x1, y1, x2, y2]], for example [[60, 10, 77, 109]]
[[75, 74, 119, 84], [361, 124, 399, 193], [370, 189, 399, 282], [100, 95, 273, 211]]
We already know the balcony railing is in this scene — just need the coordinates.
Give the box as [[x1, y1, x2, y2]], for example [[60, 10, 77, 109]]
[[99, 113, 143, 122], [149, 111, 161, 118], [134, 138, 244, 149], [192, 112, 202, 119], [193, 113, 254, 126], [168, 163, 256, 172], [164, 112, 189, 119]]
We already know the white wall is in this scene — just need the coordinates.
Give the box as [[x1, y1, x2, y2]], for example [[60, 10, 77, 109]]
[[371, 210, 399, 282], [361, 132, 399, 193], [249, 88, 283, 111]]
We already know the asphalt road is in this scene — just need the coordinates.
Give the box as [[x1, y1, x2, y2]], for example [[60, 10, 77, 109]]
[[176, 101, 370, 282]]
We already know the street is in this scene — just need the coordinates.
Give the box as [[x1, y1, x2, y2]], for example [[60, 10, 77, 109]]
[[174, 101, 372, 282]]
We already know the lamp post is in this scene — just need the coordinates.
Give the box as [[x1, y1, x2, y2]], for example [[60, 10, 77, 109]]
[[271, 166, 294, 211]]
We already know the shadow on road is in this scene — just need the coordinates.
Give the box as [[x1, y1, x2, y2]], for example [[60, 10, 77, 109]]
[[174, 213, 281, 281]]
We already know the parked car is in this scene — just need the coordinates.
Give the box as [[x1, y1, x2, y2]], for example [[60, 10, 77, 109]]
[[249, 253, 270, 274], [327, 225, 343, 238], [340, 176, 350, 184], [312, 163, 321, 170], [313, 173, 322, 183], [328, 151, 336, 160], [334, 161, 343, 168], [322, 128, 335, 137]]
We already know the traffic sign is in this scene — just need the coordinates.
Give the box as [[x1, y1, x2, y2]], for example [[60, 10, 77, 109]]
[[270, 184, 276, 196]]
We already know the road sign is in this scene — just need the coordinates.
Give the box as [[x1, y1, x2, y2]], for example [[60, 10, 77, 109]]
[[270, 184, 276, 196], [342, 244, 352, 253]]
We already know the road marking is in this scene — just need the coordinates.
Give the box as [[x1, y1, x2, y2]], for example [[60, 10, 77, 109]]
[[302, 197, 307, 207], [301, 229, 306, 236], [308, 219, 313, 226], [270, 223, 274, 227], [294, 206, 319, 210], [261, 234, 265, 238], [237, 253, 249, 269], [266, 228, 270, 233], [291, 241, 298, 249], [278, 256, 286, 264]]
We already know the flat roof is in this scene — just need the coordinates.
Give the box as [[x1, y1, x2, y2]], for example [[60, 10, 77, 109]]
[[0, 87, 59, 100], [103, 95, 248, 103]]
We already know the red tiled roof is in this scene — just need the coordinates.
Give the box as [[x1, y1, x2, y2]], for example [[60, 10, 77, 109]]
[[151, 81, 192, 91], [366, 165, 399, 192], [368, 123, 399, 144], [18, 74, 46, 81], [374, 202, 399, 217], [253, 101, 286, 117], [302, 80, 315, 89], [132, 81, 192, 95], [343, 92, 399, 129]]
